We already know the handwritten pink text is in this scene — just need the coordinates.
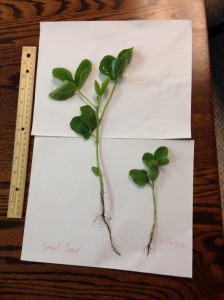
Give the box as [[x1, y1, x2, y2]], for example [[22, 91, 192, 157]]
[[162, 236, 187, 249], [42, 242, 81, 254]]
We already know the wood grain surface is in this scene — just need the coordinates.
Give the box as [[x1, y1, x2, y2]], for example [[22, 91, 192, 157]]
[[0, 0, 224, 299]]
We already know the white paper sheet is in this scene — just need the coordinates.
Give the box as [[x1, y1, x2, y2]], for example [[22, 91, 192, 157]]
[[32, 21, 192, 139], [22, 137, 194, 278]]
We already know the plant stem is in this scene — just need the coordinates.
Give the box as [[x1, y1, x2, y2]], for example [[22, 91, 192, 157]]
[[146, 181, 157, 256], [99, 83, 116, 122], [94, 97, 121, 256], [78, 90, 97, 109]]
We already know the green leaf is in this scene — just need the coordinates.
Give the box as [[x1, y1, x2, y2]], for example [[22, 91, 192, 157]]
[[94, 80, 101, 96], [147, 169, 159, 181], [148, 160, 159, 171], [157, 157, 170, 166], [80, 105, 97, 131], [142, 152, 154, 167], [99, 48, 133, 81], [147, 160, 159, 181], [70, 116, 91, 139], [74, 59, 92, 89], [154, 147, 169, 166], [99, 55, 116, 79], [111, 57, 127, 81], [112, 47, 133, 81], [129, 169, 148, 187], [101, 77, 110, 95], [154, 146, 168, 159], [52, 68, 74, 82], [49, 80, 76, 100], [117, 47, 133, 65], [91, 166, 99, 176]]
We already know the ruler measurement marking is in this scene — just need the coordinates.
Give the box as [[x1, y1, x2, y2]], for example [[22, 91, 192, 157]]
[[7, 46, 36, 218]]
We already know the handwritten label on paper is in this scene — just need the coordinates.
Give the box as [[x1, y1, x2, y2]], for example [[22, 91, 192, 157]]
[[42, 242, 81, 254], [162, 236, 187, 249]]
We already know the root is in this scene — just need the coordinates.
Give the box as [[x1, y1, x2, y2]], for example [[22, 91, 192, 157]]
[[94, 214, 121, 256], [102, 215, 121, 256], [144, 242, 152, 256], [99, 179, 121, 256], [144, 226, 154, 256]]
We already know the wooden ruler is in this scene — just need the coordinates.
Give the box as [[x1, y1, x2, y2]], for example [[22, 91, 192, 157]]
[[7, 46, 37, 218]]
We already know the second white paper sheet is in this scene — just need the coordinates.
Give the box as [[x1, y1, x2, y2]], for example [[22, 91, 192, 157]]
[[32, 20, 192, 139], [22, 137, 194, 278]]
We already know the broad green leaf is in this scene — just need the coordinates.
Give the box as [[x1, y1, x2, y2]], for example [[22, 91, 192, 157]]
[[74, 59, 92, 89], [101, 77, 110, 95], [142, 152, 154, 167], [99, 55, 116, 79], [148, 160, 159, 171], [157, 157, 170, 166], [111, 57, 127, 81], [99, 48, 133, 81], [147, 169, 159, 181], [129, 169, 148, 187], [52, 68, 74, 82], [91, 166, 99, 176], [70, 116, 91, 139], [49, 80, 76, 100], [94, 80, 101, 96], [80, 105, 97, 131], [147, 160, 159, 181], [112, 48, 133, 81], [117, 48, 133, 65], [154, 146, 168, 159]]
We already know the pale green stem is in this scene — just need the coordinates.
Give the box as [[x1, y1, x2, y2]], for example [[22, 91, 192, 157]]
[[95, 108, 105, 215], [146, 181, 157, 256], [78, 90, 97, 109], [99, 83, 116, 122], [94, 96, 121, 256]]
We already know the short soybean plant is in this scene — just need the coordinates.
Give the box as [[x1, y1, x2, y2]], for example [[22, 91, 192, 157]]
[[129, 146, 170, 255]]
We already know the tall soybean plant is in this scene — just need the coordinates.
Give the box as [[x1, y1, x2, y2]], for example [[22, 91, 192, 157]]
[[49, 48, 134, 255]]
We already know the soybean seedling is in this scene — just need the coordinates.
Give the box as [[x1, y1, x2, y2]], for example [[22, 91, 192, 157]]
[[49, 48, 133, 256], [129, 146, 169, 256]]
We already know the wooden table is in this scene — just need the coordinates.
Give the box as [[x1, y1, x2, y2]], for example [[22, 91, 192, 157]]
[[1, 1, 224, 299]]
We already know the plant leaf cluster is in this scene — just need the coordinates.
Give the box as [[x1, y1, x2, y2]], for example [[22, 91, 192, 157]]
[[94, 78, 110, 97], [50, 47, 134, 145], [70, 105, 96, 139], [49, 48, 133, 101], [49, 59, 92, 100], [129, 147, 169, 186], [99, 48, 133, 82]]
